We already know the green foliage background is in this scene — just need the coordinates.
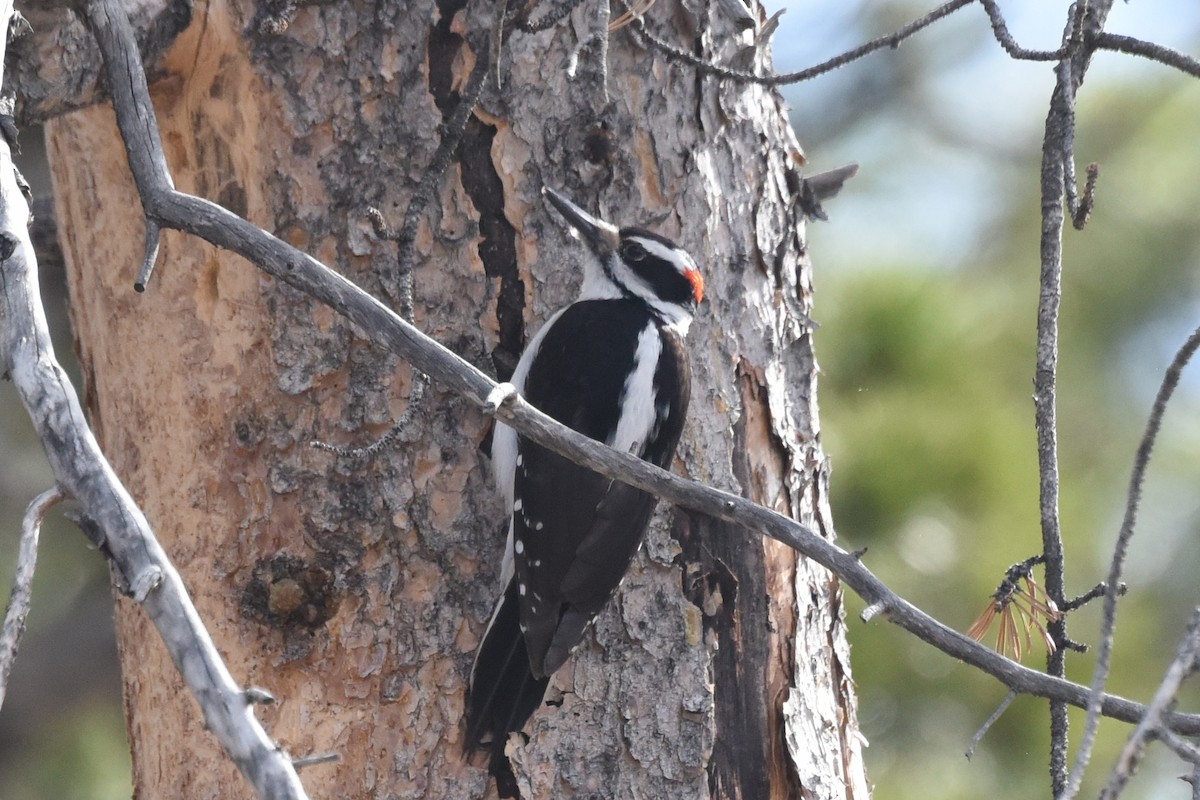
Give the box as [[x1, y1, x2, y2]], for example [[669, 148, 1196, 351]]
[[784, 1, 1200, 797]]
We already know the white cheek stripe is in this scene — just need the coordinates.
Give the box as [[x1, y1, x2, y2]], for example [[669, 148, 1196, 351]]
[[610, 322, 663, 454], [638, 237, 697, 274]]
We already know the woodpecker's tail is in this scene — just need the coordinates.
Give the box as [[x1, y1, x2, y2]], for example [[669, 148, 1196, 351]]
[[465, 580, 550, 772]]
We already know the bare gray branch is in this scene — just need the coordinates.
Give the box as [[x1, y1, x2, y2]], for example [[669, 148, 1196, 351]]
[[1095, 32, 1200, 78], [1100, 609, 1200, 799], [0, 2, 309, 796], [0, 486, 61, 712], [1069, 325, 1200, 799]]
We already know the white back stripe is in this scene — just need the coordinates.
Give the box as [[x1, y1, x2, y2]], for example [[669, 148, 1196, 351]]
[[610, 322, 663, 454]]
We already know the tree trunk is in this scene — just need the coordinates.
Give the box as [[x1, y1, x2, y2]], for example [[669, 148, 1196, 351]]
[[43, 0, 867, 796]]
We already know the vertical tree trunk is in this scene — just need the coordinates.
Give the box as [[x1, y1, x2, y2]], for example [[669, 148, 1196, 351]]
[[43, 1, 866, 796]]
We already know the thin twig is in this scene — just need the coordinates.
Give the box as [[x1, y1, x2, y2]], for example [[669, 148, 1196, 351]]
[[623, 0, 1063, 89], [134, 218, 161, 292], [1099, 608, 1200, 799], [978, 0, 1066, 61], [1071, 162, 1100, 230], [292, 753, 339, 769], [625, 0, 974, 86], [1069, 325, 1200, 799], [0, 486, 63, 713], [1060, 581, 1123, 613], [966, 690, 1017, 760], [1094, 32, 1200, 79], [364, 206, 393, 239]]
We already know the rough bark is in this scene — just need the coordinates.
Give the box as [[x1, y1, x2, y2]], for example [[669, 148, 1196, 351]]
[[42, 0, 866, 797], [8, 1, 192, 125]]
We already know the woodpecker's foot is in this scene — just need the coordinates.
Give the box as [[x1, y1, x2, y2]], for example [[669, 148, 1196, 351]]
[[484, 382, 519, 415]]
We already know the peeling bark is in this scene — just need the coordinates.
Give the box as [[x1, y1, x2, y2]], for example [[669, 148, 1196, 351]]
[[40, 0, 866, 797]]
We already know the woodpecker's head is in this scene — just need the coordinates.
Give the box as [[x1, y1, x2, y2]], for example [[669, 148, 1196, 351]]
[[543, 187, 705, 330]]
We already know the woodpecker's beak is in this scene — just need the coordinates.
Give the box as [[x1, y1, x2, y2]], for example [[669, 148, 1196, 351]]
[[543, 187, 621, 255]]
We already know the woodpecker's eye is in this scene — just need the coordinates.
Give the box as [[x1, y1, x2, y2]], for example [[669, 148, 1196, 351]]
[[622, 241, 647, 262]]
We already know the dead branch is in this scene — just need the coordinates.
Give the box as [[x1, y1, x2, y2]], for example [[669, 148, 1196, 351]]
[[623, 0, 975, 85], [1099, 608, 1200, 799], [1094, 32, 1200, 78], [1030, 1, 1117, 791], [976, 0, 1064, 60], [0, 486, 61, 712], [1065, 325, 1200, 798], [0, 1, 310, 797], [621, 0, 1072, 88]]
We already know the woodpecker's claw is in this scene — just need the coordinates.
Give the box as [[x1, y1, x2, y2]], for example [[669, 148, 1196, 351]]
[[484, 383, 519, 415]]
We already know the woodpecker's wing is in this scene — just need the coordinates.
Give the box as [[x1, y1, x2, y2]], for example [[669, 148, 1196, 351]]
[[511, 299, 690, 678]]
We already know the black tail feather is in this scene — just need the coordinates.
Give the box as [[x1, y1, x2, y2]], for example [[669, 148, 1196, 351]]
[[465, 580, 550, 775]]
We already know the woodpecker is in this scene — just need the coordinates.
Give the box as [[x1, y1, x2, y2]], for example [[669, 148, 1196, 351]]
[[465, 187, 704, 774]]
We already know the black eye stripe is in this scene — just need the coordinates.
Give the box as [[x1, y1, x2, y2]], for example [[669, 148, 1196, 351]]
[[622, 241, 647, 261], [624, 252, 696, 305], [616, 230, 701, 308]]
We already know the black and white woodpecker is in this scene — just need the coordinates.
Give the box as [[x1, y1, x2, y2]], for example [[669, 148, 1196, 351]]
[[465, 187, 705, 767]]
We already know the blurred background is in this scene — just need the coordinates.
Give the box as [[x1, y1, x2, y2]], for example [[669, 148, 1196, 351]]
[[2, 1, 1200, 797], [777, 1, 1200, 798]]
